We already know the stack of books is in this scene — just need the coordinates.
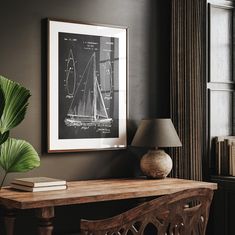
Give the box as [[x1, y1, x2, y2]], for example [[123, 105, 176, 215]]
[[214, 136, 235, 176], [11, 177, 67, 192]]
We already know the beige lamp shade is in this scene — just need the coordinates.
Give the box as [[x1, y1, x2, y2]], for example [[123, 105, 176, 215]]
[[131, 119, 182, 148]]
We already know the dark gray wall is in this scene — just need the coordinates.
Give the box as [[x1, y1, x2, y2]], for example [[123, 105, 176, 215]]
[[0, 0, 170, 233]]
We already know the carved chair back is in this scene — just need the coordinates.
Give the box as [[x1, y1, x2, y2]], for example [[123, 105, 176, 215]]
[[80, 188, 213, 235]]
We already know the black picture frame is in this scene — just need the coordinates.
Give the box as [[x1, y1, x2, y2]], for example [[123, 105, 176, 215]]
[[48, 19, 128, 152]]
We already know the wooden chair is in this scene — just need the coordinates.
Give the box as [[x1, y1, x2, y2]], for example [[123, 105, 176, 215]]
[[80, 188, 213, 235]]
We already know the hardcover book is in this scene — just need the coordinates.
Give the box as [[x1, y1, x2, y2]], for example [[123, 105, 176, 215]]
[[11, 177, 66, 188], [11, 183, 67, 192]]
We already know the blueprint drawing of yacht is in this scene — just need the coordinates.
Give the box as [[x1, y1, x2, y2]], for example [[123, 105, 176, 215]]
[[64, 52, 113, 127], [58, 32, 119, 139]]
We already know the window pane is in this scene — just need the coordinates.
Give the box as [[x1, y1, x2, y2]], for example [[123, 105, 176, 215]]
[[210, 90, 233, 137], [210, 6, 233, 82]]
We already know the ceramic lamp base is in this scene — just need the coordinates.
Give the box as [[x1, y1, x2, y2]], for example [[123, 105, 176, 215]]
[[140, 149, 172, 179]]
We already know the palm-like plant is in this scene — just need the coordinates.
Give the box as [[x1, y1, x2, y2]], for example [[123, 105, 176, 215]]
[[0, 75, 40, 189]]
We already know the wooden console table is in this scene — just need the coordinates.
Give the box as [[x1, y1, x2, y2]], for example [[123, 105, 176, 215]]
[[0, 178, 217, 235]]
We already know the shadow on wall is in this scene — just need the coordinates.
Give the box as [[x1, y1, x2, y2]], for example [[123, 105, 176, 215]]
[[148, 0, 171, 119]]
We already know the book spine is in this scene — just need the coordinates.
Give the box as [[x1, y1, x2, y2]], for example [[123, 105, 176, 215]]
[[214, 136, 235, 176], [215, 138, 221, 175], [222, 139, 227, 175], [228, 140, 233, 176], [232, 142, 235, 176]]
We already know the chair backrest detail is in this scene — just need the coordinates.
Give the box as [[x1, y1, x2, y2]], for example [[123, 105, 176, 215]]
[[80, 188, 213, 235]]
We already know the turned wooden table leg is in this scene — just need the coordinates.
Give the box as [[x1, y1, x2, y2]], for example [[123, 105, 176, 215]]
[[36, 207, 54, 235], [3, 207, 17, 235]]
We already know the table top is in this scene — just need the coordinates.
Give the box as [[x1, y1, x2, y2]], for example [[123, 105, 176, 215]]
[[0, 178, 217, 209]]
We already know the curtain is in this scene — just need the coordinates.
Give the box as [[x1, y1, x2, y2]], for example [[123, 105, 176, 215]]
[[170, 0, 206, 180]]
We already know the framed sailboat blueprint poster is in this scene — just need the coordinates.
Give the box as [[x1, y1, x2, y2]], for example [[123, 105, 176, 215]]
[[48, 19, 127, 152]]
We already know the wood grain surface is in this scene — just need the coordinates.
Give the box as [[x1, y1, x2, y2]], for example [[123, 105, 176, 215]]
[[0, 178, 217, 210]]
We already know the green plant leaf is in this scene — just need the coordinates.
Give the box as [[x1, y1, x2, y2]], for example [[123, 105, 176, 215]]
[[0, 86, 8, 145], [0, 138, 40, 173], [0, 131, 9, 145], [0, 75, 31, 133], [0, 86, 5, 119]]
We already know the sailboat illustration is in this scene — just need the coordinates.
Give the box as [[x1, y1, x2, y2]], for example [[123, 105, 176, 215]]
[[64, 52, 112, 127], [65, 49, 76, 98]]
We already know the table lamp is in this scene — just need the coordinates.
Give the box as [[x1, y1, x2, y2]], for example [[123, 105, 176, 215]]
[[131, 119, 182, 179]]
